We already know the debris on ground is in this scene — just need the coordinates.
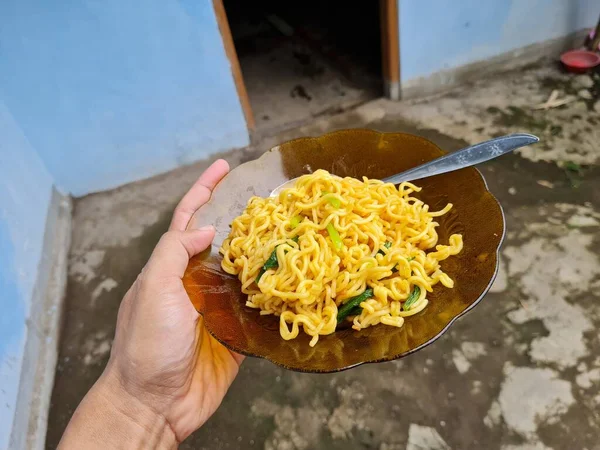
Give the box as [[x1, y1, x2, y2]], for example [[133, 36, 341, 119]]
[[533, 89, 576, 110], [537, 180, 554, 188], [571, 74, 594, 90], [577, 89, 593, 100]]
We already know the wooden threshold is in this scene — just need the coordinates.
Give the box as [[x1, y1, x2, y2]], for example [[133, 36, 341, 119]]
[[213, 0, 256, 130]]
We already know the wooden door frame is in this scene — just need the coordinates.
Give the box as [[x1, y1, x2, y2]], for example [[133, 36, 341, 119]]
[[213, 0, 256, 131], [380, 0, 401, 100], [213, 0, 401, 133]]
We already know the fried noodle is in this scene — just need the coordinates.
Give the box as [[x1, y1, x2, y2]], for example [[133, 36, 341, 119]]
[[220, 169, 463, 346]]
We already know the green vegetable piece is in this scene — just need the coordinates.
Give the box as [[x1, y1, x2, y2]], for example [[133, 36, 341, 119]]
[[337, 288, 374, 323], [322, 190, 341, 208], [390, 256, 413, 273], [290, 215, 303, 229], [326, 223, 343, 250], [347, 305, 362, 317], [403, 286, 421, 311], [326, 195, 341, 208], [255, 269, 266, 284], [256, 237, 300, 283], [255, 250, 278, 283], [263, 250, 279, 270], [377, 241, 392, 256]]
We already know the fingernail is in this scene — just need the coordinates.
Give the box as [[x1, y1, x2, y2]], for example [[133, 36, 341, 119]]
[[197, 225, 215, 232]]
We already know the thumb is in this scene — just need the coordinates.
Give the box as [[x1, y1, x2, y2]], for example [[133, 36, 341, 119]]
[[144, 226, 216, 280]]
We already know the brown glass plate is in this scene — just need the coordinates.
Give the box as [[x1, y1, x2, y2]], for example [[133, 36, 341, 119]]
[[183, 129, 505, 373]]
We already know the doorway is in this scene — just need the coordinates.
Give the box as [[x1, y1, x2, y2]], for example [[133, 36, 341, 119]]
[[216, 0, 399, 133]]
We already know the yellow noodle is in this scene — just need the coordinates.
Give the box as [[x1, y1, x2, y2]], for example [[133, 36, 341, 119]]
[[220, 169, 463, 347]]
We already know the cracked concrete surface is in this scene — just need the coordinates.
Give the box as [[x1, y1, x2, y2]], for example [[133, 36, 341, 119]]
[[46, 63, 600, 449]]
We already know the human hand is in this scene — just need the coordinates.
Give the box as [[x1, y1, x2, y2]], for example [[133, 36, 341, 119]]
[[59, 159, 244, 449]]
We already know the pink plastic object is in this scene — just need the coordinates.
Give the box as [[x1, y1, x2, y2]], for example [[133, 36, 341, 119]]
[[560, 50, 600, 74]]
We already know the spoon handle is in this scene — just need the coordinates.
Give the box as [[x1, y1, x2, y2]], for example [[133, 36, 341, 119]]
[[382, 133, 539, 185]]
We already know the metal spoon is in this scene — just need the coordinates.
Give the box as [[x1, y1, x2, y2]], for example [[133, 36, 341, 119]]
[[270, 133, 539, 197]]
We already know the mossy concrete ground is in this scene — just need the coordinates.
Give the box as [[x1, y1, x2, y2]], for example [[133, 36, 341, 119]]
[[46, 64, 600, 450]]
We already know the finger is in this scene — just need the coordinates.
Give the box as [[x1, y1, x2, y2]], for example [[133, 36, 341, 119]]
[[170, 159, 230, 231], [145, 227, 216, 280], [231, 352, 245, 366]]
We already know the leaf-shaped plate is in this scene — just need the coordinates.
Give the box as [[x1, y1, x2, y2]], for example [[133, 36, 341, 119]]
[[183, 129, 504, 373]]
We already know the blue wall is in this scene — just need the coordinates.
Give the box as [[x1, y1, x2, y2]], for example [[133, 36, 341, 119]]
[[0, 1, 249, 444], [400, 0, 598, 81], [0, 101, 53, 449], [0, 0, 249, 196]]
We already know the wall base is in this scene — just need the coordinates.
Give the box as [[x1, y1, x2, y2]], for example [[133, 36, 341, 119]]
[[9, 189, 71, 450], [401, 30, 587, 100], [384, 79, 401, 101]]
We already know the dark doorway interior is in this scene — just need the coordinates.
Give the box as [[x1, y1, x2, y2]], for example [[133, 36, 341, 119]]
[[223, 1, 384, 132]]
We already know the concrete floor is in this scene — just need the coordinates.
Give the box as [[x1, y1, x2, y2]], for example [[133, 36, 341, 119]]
[[239, 39, 376, 132], [46, 63, 600, 450]]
